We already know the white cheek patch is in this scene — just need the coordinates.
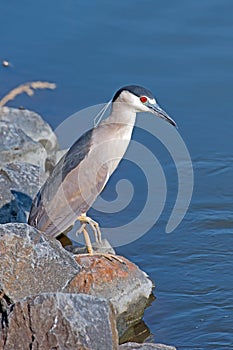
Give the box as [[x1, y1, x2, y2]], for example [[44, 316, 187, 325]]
[[148, 97, 156, 105], [119, 90, 135, 103]]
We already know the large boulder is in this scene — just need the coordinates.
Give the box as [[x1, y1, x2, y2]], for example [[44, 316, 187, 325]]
[[65, 254, 153, 337], [0, 223, 154, 342], [0, 292, 118, 350], [0, 223, 80, 301]]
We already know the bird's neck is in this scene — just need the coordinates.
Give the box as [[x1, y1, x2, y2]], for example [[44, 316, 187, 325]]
[[102, 103, 137, 127]]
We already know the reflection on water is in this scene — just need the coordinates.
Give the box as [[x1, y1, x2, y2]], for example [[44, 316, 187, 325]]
[[119, 293, 156, 344], [119, 319, 152, 345]]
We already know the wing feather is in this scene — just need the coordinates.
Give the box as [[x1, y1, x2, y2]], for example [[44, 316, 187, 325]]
[[28, 127, 109, 236]]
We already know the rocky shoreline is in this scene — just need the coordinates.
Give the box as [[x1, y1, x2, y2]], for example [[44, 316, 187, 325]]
[[0, 107, 176, 349]]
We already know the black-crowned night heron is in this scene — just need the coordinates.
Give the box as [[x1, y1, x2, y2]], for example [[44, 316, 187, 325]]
[[28, 85, 176, 255]]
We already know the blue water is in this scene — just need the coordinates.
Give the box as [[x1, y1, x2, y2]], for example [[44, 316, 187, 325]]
[[1, 1, 233, 349]]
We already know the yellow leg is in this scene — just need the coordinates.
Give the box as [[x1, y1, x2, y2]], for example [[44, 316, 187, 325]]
[[76, 214, 125, 264], [82, 227, 94, 255], [77, 214, 102, 243], [76, 214, 101, 254]]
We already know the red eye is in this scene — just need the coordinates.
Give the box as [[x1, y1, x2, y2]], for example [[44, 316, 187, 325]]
[[140, 96, 148, 103]]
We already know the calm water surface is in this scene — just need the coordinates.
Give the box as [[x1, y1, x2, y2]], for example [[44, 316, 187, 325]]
[[1, 1, 233, 349]]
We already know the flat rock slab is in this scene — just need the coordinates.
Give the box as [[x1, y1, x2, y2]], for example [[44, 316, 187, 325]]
[[119, 342, 177, 350], [0, 162, 46, 224], [0, 292, 118, 350], [65, 254, 153, 337], [0, 223, 80, 301]]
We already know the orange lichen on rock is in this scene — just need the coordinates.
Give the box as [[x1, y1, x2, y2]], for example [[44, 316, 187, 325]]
[[69, 254, 133, 293]]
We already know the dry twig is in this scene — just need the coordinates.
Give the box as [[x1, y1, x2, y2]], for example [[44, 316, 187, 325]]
[[0, 81, 56, 107]]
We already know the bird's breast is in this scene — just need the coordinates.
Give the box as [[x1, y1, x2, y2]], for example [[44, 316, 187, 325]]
[[91, 123, 134, 176]]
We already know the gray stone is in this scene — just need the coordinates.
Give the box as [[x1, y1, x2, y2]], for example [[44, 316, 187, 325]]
[[0, 107, 58, 153], [0, 223, 80, 301], [65, 238, 116, 255], [0, 292, 118, 350], [0, 162, 46, 224], [119, 342, 177, 350], [0, 121, 47, 170], [65, 254, 153, 338], [0, 107, 61, 174]]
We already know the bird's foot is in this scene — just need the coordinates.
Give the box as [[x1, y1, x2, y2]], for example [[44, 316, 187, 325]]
[[99, 253, 125, 264], [80, 252, 125, 264], [77, 214, 102, 243], [76, 215, 124, 263], [78, 226, 94, 254]]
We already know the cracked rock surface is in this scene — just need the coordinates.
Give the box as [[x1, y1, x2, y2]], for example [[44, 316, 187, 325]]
[[0, 292, 118, 350], [0, 223, 80, 301]]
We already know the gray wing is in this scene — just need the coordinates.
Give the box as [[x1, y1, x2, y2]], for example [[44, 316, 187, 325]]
[[28, 127, 109, 237]]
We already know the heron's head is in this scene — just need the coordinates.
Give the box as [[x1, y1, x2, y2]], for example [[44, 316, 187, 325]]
[[112, 85, 176, 127]]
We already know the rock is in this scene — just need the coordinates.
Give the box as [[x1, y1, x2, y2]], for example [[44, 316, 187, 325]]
[[0, 107, 58, 153], [0, 292, 118, 350], [119, 343, 177, 350], [0, 223, 80, 301], [0, 162, 47, 224], [0, 121, 47, 170], [65, 238, 116, 255], [65, 254, 153, 338], [0, 107, 62, 173]]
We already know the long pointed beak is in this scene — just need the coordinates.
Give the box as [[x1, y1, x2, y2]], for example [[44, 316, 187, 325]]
[[148, 102, 177, 127]]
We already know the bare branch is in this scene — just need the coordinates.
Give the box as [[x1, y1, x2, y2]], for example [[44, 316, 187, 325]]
[[0, 81, 56, 107]]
